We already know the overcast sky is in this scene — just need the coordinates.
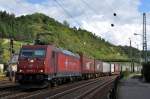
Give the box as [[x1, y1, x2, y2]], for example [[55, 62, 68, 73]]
[[0, 0, 150, 50]]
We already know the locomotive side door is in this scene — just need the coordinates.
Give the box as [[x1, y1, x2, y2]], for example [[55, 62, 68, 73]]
[[52, 51, 57, 76]]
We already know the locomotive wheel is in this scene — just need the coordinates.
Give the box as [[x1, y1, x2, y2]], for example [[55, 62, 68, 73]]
[[58, 78, 63, 85], [51, 79, 58, 87], [70, 77, 73, 83], [44, 81, 50, 88]]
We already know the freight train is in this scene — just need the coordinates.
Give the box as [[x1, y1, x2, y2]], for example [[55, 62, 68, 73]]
[[16, 45, 121, 88]]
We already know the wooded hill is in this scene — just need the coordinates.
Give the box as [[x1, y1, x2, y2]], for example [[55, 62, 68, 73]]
[[0, 11, 133, 63]]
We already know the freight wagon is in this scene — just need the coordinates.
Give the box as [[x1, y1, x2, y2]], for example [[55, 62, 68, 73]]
[[102, 62, 111, 76], [80, 54, 95, 79], [94, 60, 103, 77], [110, 63, 121, 75]]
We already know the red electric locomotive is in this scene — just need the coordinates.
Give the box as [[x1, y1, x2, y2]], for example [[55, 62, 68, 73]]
[[16, 44, 121, 88], [16, 45, 81, 88]]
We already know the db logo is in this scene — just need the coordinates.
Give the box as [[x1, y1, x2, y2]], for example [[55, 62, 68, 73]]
[[86, 62, 91, 70], [65, 59, 68, 69]]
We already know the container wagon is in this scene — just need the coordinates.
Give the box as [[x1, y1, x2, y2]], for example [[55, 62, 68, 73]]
[[94, 60, 103, 77], [102, 62, 111, 76], [80, 54, 95, 79]]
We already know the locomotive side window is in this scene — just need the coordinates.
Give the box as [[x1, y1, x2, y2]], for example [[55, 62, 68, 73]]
[[52, 51, 57, 74]]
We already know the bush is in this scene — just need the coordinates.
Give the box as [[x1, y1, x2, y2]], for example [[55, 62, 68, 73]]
[[121, 70, 130, 79], [143, 62, 150, 82]]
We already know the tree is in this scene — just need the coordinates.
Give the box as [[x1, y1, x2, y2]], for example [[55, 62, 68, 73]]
[[0, 39, 3, 63], [63, 20, 70, 27]]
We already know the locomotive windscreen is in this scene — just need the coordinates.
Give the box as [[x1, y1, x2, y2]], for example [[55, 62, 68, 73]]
[[20, 48, 46, 58]]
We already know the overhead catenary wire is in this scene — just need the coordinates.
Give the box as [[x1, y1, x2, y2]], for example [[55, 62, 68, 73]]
[[71, 0, 92, 25], [104, 0, 118, 27], [78, 0, 102, 34], [80, 0, 117, 27], [104, 0, 116, 14], [81, 0, 116, 16], [79, 0, 98, 21], [54, 0, 81, 27], [80, 0, 98, 14]]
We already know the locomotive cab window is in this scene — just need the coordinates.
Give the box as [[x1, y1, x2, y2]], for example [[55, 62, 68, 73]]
[[34, 50, 45, 57], [20, 50, 33, 57], [20, 48, 46, 58]]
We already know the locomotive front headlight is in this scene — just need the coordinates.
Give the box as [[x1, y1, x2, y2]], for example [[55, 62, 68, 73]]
[[30, 59, 34, 63], [40, 69, 43, 72], [19, 69, 23, 72]]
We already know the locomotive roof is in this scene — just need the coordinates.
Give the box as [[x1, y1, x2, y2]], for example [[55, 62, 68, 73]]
[[22, 45, 80, 58], [22, 45, 48, 48], [55, 48, 80, 58]]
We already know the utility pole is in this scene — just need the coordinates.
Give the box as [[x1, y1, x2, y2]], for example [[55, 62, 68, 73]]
[[129, 38, 133, 72], [10, 38, 14, 60], [143, 13, 147, 63]]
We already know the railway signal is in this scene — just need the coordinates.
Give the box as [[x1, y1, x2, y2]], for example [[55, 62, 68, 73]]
[[10, 38, 14, 54]]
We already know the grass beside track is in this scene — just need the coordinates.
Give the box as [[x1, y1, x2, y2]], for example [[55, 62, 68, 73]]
[[121, 72, 141, 80], [0, 74, 7, 80]]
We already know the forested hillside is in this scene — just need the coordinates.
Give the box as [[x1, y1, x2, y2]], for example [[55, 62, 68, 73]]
[[119, 46, 141, 59], [0, 11, 129, 63]]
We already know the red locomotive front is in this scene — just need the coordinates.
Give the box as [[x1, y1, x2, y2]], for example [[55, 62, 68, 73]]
[[16, 45, 54, 86]]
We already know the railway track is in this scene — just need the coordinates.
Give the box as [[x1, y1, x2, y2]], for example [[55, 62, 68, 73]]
[[21, 76, 117, 99], [19, 77, 105, 99], [0, 76, 118, 99], [1, 89, 40, 99], [0, 84, 41, 99], [0, 83, 18, 91], [0, 79, 17, 91], [47, 76, 116, 99], [0, 85, 22, 98]]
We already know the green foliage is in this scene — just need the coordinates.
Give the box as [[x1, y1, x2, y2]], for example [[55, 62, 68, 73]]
[[0, 39, 3, 63], [119, 45, 141, 59], [121, 70, 130, 79], [63, 20, 70, 27], [0, 11, 129, 63], [143, 62, 150, 82], [0, 39, 25, 63]]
